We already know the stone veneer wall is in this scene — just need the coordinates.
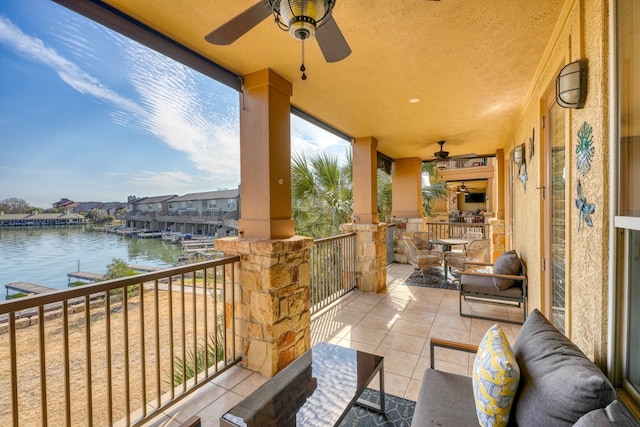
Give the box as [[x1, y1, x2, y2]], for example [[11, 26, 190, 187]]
[[389, 217, 427, 263], [215, 236, 314, 378], [339, 223, 387, 293], [489, 218, 506, 262]]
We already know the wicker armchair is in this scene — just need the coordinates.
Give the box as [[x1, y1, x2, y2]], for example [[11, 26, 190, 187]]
[[444, 239, 491, 278], [412, 231, 436, 251], [403, 236, 443, 280]]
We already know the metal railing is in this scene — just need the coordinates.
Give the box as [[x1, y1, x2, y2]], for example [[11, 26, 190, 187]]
[[309, 233, 357, 313], [0, 257, 241, 427], [425, 221, 491, 240]]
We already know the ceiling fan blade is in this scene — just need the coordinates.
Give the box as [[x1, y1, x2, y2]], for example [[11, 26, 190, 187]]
[[316, 16, 352, 62], [205, 1, 272, 45]]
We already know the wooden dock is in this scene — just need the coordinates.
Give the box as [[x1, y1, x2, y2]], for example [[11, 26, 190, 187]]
[[5, 282, 56, 296], [67, 271, 104, 283], [129, 265, 163, 273]]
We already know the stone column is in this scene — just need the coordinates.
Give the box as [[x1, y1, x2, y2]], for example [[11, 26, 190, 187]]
[[339, 223, 387, 293], [216, 236, 314, 377]]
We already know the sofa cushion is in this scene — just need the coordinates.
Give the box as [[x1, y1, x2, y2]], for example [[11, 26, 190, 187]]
[[411, 369, 477, 427], [460, 275, 523, 298], [574, 401, 640, 426], [512, 309, 616, 427], [472, 324, 520, 427], [492, 250, 521, 290]]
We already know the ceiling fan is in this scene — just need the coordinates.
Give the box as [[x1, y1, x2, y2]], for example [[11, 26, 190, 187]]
[[426, 141, 477, 167], [205, 0, 351, 79], [455, 182, 474, 194], [205, 1, 441, 79]]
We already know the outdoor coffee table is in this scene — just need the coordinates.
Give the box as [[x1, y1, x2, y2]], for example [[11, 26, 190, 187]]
[[220, 342, 385, 426]]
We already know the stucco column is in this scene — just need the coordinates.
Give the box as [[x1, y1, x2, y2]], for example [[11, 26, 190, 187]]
[[216, 236, 314, 377], [221, 69, 313, 377], [345, 137, 386, 293], [238, 68, 295, 239], [352, 137, 379, 224], [391, 157, 423, 218]]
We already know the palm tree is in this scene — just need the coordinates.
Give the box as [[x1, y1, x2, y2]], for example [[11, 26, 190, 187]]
[[291, 152, 447, 238], [292, 151, 352, 238], [422, 162, 448, 217]]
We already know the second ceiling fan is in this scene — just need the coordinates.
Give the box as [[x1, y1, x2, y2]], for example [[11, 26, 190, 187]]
[[427, 140, 477, 165]]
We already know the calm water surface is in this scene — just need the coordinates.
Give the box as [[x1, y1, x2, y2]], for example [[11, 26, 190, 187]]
[[0, 227, 183, 301]]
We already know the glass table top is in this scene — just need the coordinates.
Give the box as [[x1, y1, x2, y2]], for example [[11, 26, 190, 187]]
[[221, 342, 384, 426]]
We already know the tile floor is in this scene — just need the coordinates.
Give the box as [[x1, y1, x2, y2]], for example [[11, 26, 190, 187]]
[[142, 263, 523, 427]]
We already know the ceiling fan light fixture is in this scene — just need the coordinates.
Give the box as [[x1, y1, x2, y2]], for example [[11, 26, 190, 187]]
[[276, 0, 334, 41]]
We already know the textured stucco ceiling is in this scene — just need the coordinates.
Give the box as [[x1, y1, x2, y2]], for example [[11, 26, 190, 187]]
[[104, 0, 566, 160]]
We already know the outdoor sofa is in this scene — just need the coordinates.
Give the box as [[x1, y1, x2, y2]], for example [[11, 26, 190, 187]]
[[458, 250, 527, 324], [411, 309, 638, 426]]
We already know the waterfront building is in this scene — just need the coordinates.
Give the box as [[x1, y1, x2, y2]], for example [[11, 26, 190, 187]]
[[124, 189, 240, 237], [0, 212, 87, 227]]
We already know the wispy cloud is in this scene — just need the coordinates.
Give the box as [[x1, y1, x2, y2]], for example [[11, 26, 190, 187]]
[[0, 14, 240, 190], [291, 115, 350, 160], [0, 15, 143, 115], [117, 41, 240, 186]]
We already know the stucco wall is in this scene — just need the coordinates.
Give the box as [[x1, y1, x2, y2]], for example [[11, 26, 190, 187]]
[[506, 0, 610, 363]]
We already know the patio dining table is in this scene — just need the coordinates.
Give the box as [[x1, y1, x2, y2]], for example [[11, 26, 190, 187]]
[[430, 238, 468, 281]]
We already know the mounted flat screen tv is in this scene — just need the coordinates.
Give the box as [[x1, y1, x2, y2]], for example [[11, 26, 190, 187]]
[[465, 193, 485, 203]]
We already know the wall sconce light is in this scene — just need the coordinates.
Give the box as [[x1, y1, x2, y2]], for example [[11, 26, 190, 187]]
[[513, 144, 525, 165], [556, 59, 588, 109]]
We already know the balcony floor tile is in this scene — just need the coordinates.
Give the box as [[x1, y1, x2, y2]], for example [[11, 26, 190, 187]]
[[143, 262, 522, 425]]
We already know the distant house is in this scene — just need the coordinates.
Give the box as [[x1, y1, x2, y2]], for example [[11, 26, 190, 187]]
[[72, 201, 126, 216], [125, 189, 240, 236], [0, 212, 87, 227], [53, 198, 73, 209]]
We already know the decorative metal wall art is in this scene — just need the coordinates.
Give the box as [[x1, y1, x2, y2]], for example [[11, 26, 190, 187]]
[[518, 162, 528, 190], [576, 121, 594, 176], [529, 128, 535, 160], [575, 180, 595, 233]]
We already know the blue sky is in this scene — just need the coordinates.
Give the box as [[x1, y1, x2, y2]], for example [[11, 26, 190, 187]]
[[0, 0, 350, 209]]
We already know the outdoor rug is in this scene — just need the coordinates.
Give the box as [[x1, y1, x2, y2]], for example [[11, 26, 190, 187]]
[[405, 267, 459, 291], [339, 388, 416, 427]]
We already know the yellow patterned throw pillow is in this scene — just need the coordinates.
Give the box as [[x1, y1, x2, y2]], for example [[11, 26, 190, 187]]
[[472, 324, 520, 427]]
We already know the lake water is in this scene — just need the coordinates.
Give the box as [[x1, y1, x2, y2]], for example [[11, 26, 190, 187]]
[[0, 227, 184, 301]]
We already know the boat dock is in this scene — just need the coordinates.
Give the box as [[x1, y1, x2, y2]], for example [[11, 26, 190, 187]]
[[182, 240, 215, 253], [129, 265, 163, 273], [67, 271, 104, 283], [5, 282, 56, 297]]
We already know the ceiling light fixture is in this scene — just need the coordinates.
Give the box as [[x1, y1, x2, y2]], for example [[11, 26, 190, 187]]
[[270, 0, 336, 80], [409, 98, 421, 104]]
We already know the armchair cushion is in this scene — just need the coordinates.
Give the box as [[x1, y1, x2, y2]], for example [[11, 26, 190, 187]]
[[511, 309, 616, 426], [472, 324, 520, 427], [574, 401, 639, 426], [492, 250, 521, 290]]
